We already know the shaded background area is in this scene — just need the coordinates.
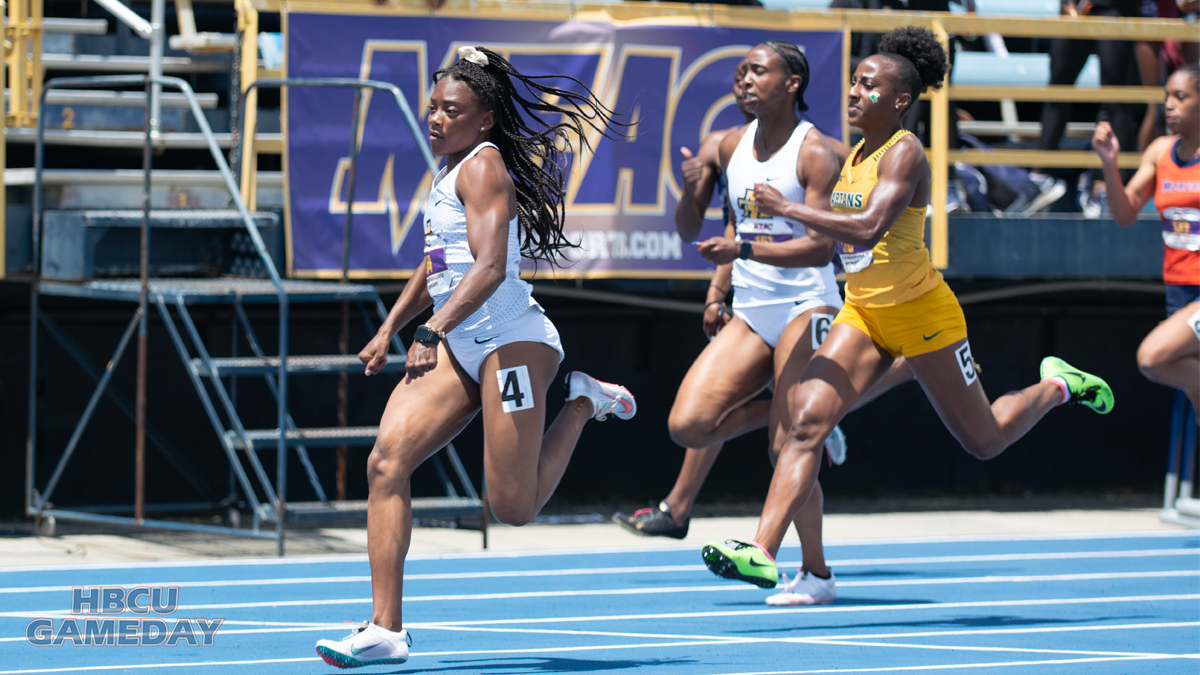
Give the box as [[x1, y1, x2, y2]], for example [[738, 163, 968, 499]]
[[0, 278, 1175, 519]]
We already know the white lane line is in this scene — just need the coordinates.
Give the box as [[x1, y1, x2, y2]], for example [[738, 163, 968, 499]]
[[2, 529, 1195, 574], [801, 638, 1178, 658], [713, 654, 1200, 675], [4, 569, 1197, 617], [0, 644, 1195, 674], [409, 593, 1200, 627], [5, 548, 1196, 595]]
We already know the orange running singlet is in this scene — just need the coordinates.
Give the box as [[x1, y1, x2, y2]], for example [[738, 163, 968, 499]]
[[1155, 138, 1200, 286]]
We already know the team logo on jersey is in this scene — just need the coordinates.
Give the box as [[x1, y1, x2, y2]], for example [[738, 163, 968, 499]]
[[831, 191, 864, 209], [737, 189, 763, 219], [1160, 179, 1200, 194]]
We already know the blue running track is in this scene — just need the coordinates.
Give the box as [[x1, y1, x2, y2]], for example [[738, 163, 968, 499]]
[[1, 530, 1197, 674]]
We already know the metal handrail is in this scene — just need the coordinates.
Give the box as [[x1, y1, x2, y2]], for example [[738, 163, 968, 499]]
[[30, 74, 290, 545], [236, 77, 439, 280]]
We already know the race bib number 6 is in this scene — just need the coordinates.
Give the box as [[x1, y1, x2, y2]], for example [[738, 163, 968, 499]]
[[811, 313, 835, 350]]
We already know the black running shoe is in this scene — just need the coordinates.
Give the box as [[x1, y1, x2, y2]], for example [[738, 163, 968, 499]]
[[612, 501, 688, 539]]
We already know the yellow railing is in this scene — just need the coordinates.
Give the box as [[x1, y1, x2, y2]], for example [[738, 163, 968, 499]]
[[222, 1, 1200, 272]]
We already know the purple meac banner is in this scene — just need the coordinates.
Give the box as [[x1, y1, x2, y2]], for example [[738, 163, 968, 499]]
[[286, 12, 843, 278]]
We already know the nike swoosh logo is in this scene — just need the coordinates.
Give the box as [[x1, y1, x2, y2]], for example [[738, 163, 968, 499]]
[[351, 642, 382, 656], [923, 330, 944, 341], [1094, 401, 1108, 412], [474, 336, 497, 344], [747, 559, 773, 568]]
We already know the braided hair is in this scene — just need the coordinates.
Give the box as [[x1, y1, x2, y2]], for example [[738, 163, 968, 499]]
[[877, 27, 948, 113], [434, 47, 624, 265], [762, 41, 810, 113]]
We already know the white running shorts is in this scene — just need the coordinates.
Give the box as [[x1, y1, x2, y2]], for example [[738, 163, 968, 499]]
[[446, 307, 564, 383], [733, 294, 843, 349]]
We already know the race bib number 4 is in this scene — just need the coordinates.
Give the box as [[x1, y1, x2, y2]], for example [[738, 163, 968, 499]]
[[496, 365, 534, 413], [424, 234, 450, 296], [838, 241, 874, 273], [955, 341, 978, 387]]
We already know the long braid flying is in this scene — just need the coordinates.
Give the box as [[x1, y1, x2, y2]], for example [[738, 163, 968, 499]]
[[434, 47, 625, 265]]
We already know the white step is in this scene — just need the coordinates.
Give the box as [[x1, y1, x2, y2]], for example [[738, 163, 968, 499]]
[[42, 53, 228, 73], [7, 88, 218, 109], [6, 128, 282, 149]]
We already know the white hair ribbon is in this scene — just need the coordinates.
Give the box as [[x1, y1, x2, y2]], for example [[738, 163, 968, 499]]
[[458, 45, 489, 67]]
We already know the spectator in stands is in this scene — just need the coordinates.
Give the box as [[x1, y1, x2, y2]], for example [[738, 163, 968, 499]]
[[1030, 0, 1145, 218]]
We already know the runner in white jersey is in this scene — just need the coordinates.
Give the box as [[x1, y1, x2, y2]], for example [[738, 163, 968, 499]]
[[315, 46, 634, 669], [657, 43, 914, 608]]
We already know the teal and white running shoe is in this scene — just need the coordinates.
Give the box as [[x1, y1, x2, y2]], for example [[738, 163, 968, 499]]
[[701, 539, 779, 589], [315, 621, 411, 669], [1040, 357, 1114, 415], [825, 425, 847, 466]]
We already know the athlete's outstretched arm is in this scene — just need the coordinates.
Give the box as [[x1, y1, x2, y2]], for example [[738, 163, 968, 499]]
[[405, 149, 514, 380], [753, 134, 925, 249], [1094, 122, 1164, 226], [675, 131, 727, 242]]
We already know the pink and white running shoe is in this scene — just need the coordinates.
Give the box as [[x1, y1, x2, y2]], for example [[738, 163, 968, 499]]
[[565, 371, 636, 421]]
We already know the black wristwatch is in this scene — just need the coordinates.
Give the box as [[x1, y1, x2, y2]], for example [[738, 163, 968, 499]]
[[414, 324, 444, 345], [739, 240, 752, 260]]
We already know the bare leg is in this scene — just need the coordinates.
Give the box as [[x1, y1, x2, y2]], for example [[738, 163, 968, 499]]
[[1137, 301, 1200, 418], [368, 344, 481, 632], [663, 443, 722, 521], [768, 308, 843, 576], [480, 341, 592, 525], [660, 316, 773, 520], [849, 357, 913, 412], [754, 324, 893, 556], [909, 338, 1063, 461], [668, 316, 773, 450]]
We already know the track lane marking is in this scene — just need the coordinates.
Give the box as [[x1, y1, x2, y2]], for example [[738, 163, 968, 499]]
[[3, 549, 1195, 595], [2, 569, 1197, 616], [1, 531, 1194, 574]]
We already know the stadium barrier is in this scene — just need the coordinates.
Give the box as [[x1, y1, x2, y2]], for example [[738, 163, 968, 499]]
[[233, 0, 1192, 272]]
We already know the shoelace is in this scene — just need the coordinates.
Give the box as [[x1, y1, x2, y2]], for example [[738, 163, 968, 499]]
[[343, 621, 413, 648], [593, 396, 625, 421]]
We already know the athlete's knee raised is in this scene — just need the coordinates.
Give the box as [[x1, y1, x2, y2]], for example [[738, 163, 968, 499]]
[[668, 406, 716, 449], [488, 497, 538, 527], [1136, 339, 1172, 381]]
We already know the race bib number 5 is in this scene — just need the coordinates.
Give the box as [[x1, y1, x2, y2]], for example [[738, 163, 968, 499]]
[[955, 341, 978, 387]]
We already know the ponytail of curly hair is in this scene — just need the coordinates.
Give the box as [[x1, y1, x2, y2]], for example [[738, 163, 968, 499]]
[[877, 27, 949, 114], [434, 47, 626, 266]]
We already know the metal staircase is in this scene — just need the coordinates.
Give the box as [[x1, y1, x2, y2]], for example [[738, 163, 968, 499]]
[[24, 71, 486, 554]]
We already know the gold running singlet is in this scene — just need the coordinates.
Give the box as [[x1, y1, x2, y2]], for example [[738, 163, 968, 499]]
[[829, 129, 968, 358]]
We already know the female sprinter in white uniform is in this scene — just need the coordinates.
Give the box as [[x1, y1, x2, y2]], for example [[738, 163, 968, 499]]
[[670, 42, 912, 606], [315, 46, 635, 669]]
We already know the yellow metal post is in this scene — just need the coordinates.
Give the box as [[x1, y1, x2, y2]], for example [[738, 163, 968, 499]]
[[238, 0, 259, 210], [6, 0, 42, 128], [841, 23, 851, 147], [929, 20, 949, 270]]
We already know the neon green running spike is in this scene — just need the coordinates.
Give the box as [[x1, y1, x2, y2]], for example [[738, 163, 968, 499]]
[[701, 539, 779, 589], [1040, 356, 1114, 415]]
